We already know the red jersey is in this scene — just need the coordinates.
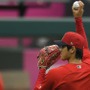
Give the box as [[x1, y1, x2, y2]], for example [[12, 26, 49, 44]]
[[34, 63, 90, 90]]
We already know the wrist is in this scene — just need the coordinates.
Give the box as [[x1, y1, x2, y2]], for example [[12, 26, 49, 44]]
[[75, 17, 83, 22], [38, 66, 47, 70], [75, 17, 82, 19]]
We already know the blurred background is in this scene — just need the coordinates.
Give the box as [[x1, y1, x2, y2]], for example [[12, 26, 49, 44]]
[[0, 0, 90, 90]]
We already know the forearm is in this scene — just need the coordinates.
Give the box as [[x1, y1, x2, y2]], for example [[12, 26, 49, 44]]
[[75, 17, 88, 49], [34, 69, 46, 90]]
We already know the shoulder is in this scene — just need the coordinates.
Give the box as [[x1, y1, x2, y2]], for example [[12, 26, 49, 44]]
[[83, 48, 90, 61], [47, 65, 70, 78], [45, 65, 72, 82]]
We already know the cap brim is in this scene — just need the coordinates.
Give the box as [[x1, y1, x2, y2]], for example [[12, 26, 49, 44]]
[[54, 40, 67, 46]]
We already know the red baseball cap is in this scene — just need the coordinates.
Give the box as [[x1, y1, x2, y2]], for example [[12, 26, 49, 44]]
[[54, 32, 85, 50]]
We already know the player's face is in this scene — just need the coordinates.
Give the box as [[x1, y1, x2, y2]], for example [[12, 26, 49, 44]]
[[59, 46, 70, 60]]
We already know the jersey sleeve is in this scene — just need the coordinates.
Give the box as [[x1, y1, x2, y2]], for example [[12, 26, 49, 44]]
[[34, 69, 54, 90], [75, 17, 89, 49], [34, 68, 64, 90]]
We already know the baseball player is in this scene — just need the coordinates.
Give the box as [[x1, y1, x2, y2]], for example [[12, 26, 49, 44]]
[[34, 1, 90, 90]]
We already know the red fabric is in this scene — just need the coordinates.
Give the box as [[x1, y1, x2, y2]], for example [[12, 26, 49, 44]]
[[0, 74, 4, 90], [75, 17, 90, 63], [75, 17, 88, 49], [34, 69, 46, 90], [34, 63, 90, 90]]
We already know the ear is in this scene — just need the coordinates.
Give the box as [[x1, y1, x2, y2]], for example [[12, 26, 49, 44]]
[[70, 46, 76, 54]]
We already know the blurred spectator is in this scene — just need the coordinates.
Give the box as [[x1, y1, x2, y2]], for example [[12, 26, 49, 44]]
[[1, 0, 90, 17], [36, 37, 49, 48], [0, 1, 65, 17], [18, 1, 27, 17], [29, 36, 58, 48]]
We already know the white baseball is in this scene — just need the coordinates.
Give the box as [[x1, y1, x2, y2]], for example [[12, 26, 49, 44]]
[[73, 1, 80, 10]]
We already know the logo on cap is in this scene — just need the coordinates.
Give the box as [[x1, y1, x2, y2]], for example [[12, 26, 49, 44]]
[[70, 42, 73, 45], [76, 65, 82, 69]]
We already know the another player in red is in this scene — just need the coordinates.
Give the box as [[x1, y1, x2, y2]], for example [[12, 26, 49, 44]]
[[34, 1, 90, 90], [0, 74, 4, 90]]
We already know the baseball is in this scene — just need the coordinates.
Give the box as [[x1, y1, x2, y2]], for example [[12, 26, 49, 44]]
[[73, 1, 80, 10]]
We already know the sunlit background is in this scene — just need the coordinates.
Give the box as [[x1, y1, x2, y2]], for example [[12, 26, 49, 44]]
[[0, 0, 90, 90]]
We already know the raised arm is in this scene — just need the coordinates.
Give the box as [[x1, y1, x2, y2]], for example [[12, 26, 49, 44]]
[[72, 1, 89, 49]]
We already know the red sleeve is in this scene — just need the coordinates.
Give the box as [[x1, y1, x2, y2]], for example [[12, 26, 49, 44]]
[[0, 74, 4, 90], [34, 69, 56, 90], [34, 66, 69, 90], [34, 69, 46, 90], [75, 17, 89, 49]]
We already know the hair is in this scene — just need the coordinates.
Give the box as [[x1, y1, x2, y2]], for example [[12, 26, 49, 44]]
[[61, 45, 83, 59]]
